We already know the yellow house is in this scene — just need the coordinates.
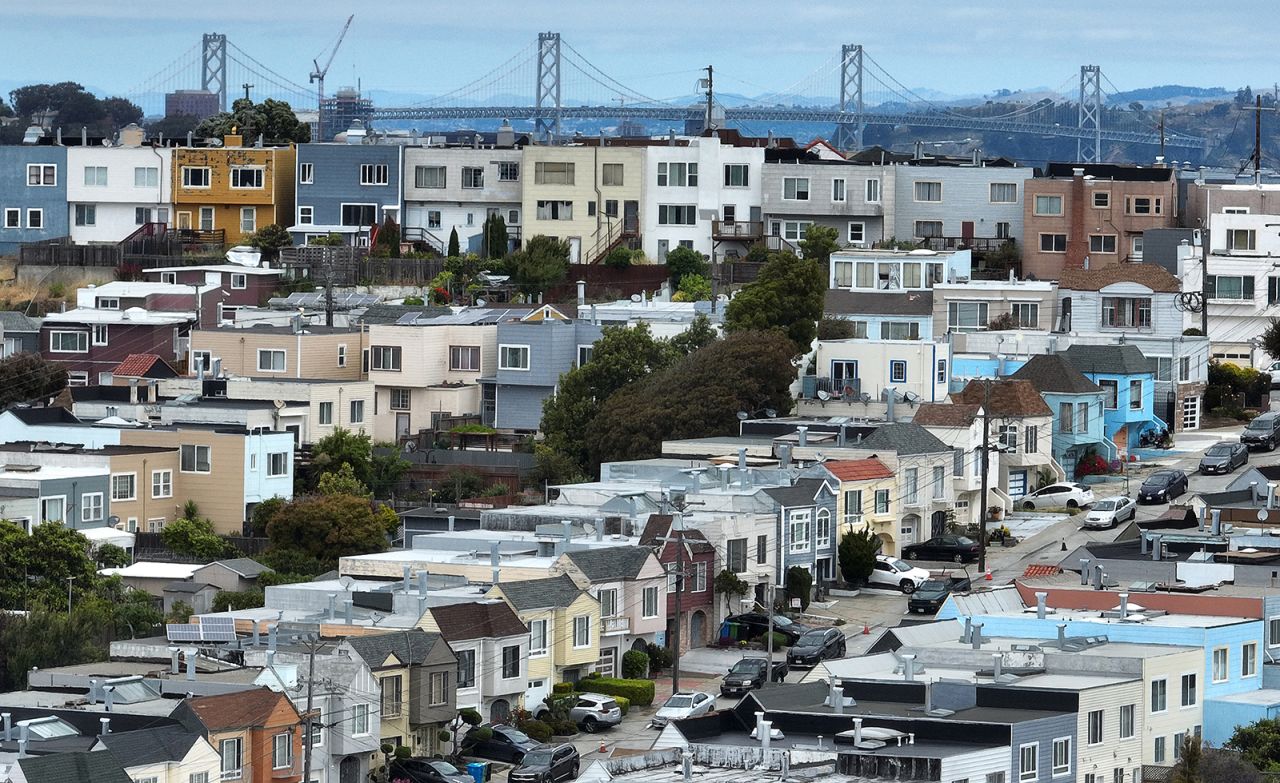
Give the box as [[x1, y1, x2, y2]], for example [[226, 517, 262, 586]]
[[103, 444, 183, 533], [487, 574, 599, 708], [520, 145, 644, 264], [172, 134, 296, 242], [821, 457, 900, 553]]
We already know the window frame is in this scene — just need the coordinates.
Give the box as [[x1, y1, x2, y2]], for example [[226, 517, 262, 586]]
[[257, 348, 286, 373], [461, 166, 484, 189], [1243, 641, 1258, 678], [1119, 703, 1135, 739], [82, 492, 104, 522], [219, 737, 243, 778], [26, 208, 43, 229], [229, 166, 264, 190], [889, 359, 907, 384], [180, 444, 212, 474], [572, 614, 591, 648], [1034, 194, 1063, 216], [529, 619, 548, 656], [1018, 743, 1038, 782], [151, 469, 173, 499], [1150, 678, 1168, 713], [271, 732, 292, 770], [1039, 233, 1067, 253], [27, 163, 57, 187], [782, 176, 810, 201], [1053, 736, 1072, 775], [498, 161, 520, 182], [267, 452, 288, 477], [1087, 710, 1103, 746], [1088, 234, 1118, 254], [449, 345, 482, 372], [501, 645, 520, 678], [990, 183, 1017, 203], [370, 345, 402, 371], [723, 163, 749, 188], [110, 473, 136, 502], [360, 163, 390, 186], [298, 162, 314, 185], [642, 586, 659, 618], [349, 398, 364, 424], [913, 181, 943, 202], [499, 344, 531, 371], [1212, 646, 1229, 683]]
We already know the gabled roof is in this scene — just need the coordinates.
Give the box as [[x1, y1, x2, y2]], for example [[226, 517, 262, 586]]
[[860, 422, 950, 456], [344, 629, 446, 668], [1010, 354, 1103, 395], [96, 725, 202, 767], [1057, 264, 1180, 294], [638, 514, 716, 555], [3, 407, 82, 425], [179, 687, 296, 731], [1061, 344, 1156, 377], [497, 573, 584, 611], [203, 557, 271, 578], [112, 353, 178, 379], [823, 457, 895, 482], [15, 751, 132, 783], [953, 379, 1053, 417], [824, 289, 933, 317], [563, 546, 654, 581], [764, 477, 833, 508], [0, 311, 41, 333], [913, 403, 980, 428], [430, 600, 527, 642]]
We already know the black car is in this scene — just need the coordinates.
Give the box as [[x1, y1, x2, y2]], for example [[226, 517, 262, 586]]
[[1242, 412, 1280, 451], [907, 575, 972, 614], [720, 657, 789, 697], [509, 743, 580, 783], [460, 724, 545, 764], [1200, 442, 1249, 474], [786, 628, 846, 667], [724, 612, 811, 645], [1137, 469, 1189, 504], [388, 759, 473, 783], [901, 535, 981, 564]]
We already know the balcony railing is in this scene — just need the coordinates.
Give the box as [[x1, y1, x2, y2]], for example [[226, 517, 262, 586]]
[[602, 616, 630, 635], [919, 236, 1010, 253], [800, 376, 863, 400], [712, 220, 764, 240]]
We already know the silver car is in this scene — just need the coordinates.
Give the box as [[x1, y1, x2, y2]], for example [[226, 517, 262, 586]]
[[569, 692, 622, 732]]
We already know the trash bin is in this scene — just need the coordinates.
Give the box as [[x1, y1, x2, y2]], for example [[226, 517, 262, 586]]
[[466, 762, 486, 783]]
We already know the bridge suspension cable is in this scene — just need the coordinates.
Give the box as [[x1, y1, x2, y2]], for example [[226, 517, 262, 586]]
[[408, 41, 538, 108], [559, 40, 671, 108]]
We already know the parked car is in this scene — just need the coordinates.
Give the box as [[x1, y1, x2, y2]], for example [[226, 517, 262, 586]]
[[1200, 442, 1249, 474], [1082, 496, 1137, 529], [724, 612, 811, 645], [786, 627, 847, 667], [720, 657, 789, 698], [867, 555, 931, 594], [907, 575, 973, 614], [1137, 470, 1189, 504], [509, 744, 580, 783], [460, 724, 545, 764], [388, 759, 473, 783], [1242, 412, 1280, 451], [568, 693, 622, 733], [901, 535, 981, 563], [649, 691, 716, 728], [1020, 482, 1095, 510]]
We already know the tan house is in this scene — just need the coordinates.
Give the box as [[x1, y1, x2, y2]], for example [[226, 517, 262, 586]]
[[931, 278, 1058, 337], [103, 444, 183, 533], [520, 145, 645, 264], [189, 325, 366, 381], [818, 457, 900, 552]]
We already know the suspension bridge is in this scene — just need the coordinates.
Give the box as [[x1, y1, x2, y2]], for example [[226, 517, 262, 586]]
[[126, 31, 1206, 162]]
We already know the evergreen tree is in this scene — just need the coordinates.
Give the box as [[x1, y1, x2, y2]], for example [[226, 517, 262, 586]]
[[448, 227, 461, 257]]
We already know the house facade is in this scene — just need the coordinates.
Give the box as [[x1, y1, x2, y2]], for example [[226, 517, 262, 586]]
[[520, 145, 645, 264], [816, 457, 899, 559], [0, 144, 68, 254], [188, 325, 366, 381], [639, 515, 717, 652], [1011, 354, 1115, 478], [483, 317, 602, 430], [402, 143, 524, 255], [854, 423, 956, 551], [66, 137, 173, 244], [764, 478, 839, 586], [931, 277, 1057, 336], [171, 135, 296, 242], [420, 600, 530, 724], [813, 337, 951, 405], [142, 265, 281, 317], [891, 161, 1035, 251], [174, 687, 304, 783], [761, 154, 890, 251], [912, 403, 1005, 524], [291, 142, 403, 246], [1062, 344, 1164, 454], [554, 546, 667, 678]]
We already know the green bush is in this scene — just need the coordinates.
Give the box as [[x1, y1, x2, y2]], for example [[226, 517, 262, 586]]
[[468, 726, 493, 742], [437, 729, 452, 743], [550, 718, 578, 736], [621, 649, 649, 679], [603, 246, 634, 269], [768, 631, 789, 649], [552, 681, 575, 695], [574, 676, 655, 706], [518, 719, 553, 743], [459, 708, 483, 726], [785, 565, 813, 612], [394, 746, 412, 759], [645, 642, 673, 674], [612, 695, 630, 716]]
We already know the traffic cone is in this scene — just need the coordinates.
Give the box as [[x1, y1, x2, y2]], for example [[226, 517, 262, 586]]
[[984, 568, 993, 581], [599, 739, 608, 754], [862, 622, 870, 635]]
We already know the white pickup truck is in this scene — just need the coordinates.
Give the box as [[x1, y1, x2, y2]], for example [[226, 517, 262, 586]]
[[1264, 360, 1280, 388]]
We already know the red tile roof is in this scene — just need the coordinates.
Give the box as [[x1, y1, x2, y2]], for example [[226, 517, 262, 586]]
[[824, 457, 895, 482], [1021, 564, 1064, 578], [112, 353, 172, 378]]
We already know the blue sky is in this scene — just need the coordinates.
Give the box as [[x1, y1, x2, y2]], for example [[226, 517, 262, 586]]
[[1, 2, 1274, 106]]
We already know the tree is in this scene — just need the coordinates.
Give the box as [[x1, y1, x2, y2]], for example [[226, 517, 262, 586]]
[[448, 227, 461, 257], [1174, 735, 1204, 783], [193, 97, 310, 143], [509, 235, 570, 295], [1198, 748, 1263, 783], [317, 462, 369, 497], [213, 588, 265, 612], [664, 246, 708, 288], [99, 96, 143, 128], [483, 213, 509, 260], [838, 527, 881, 586], [9, 82, 90, 118], [266, 494, 397, 570], [0, 352, 68, 408], [785, 566, 813, 612], [374, 216, 401, 258], [368, 444, 410, 498], [248, 224, 292, 262], [160, 517, 229, 560], [0, 97, 12, 118], [526, 444, 590, 490], [250, 496, 289, 537], [723, 251, 825, 353], [713, 569, 749, 616], [817, 318, 856, 340], [95, 543, 130, 569], [1262, 318, 1280, 364], [166, 601, 194, 624], [986, 312, 1020, 331], [673, 273, 711, 302], [668, 314, 718, 355], [146, 113, 200, 140], [798, 224, 839, 267], [311, 428, 373, 489], [1229, 717, 1280, 772]]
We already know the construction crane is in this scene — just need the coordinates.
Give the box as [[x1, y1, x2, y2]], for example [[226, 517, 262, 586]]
[[310, 14, 354, 142]]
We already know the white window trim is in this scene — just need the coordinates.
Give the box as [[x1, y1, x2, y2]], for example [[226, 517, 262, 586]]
[[26, 208, 43, 229], [641, 586, 659, 619], [1212, 646, 1229, 683], [337, 343, 347, 368], [267, 452, 289, 478], [1151, 678, 1168, 713], [498, 344, 531, 371], [913, 181, 943, 203], [298, 162, 314, 185], [182, 166, 211, 189], [151, 470, 173, 499], [529, 619, 549, 657], [230, 273, 247, 290], [1018, 742, 1038, 782], [229, 166, 265, 190], [1243, 641, 1258, 678], [781, 177, 810, 201], [257, 348, 287, 373], [111, 472, 137, 502], [1053, 736, 1072, 775], [180, 444, 212, 474], [3, 208, 19, 228], [81, 492, 104, 522], [572, 614, 591, 648]]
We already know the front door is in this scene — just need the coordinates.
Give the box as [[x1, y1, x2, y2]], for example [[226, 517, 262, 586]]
[[176, 211, 192, 229], [831, 360, 858, 393], [961, 220, 975, 243], [396, 413, 411, 441], [597, 646, 617, 678], [568, 237, 581, 264], [1009, 469, 1028, 497], [340, 756, 361, 783]]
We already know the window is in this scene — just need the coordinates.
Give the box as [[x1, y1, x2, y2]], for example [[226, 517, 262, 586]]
[[534, 161, 575, 184], [427, 210, 442, 230], [529, 619, 548, 655], [298, 162, 313, 184], [914, 181, 942, 202], [1125, 196, 1162, 215], [782, 220, 810, 241], [601, 163, 624, 186], [1076, 402, 1088, 433], [880, 322, 921, 341], [1180, 672, 1197, 707], [915, 220, 943, 238], [220, 737, 242, 778], [757, 534, 768, 564], [848, 222, 865, 244], [239, 207, 256, 234], [1129, 380, 1143, 410], [229, 167, 263, 189], [390, 388, 411, 411], [723, 164, 749, 187], [576, 345, 594, 366], [1207, 275, 1254, 301], [257, 349, 286, 372], [1100, 380, 1119, 409], [26, 209, 43, 229], [1225, 206, 1250, 214], [110, 473, 136, 502], [642, 586, 659, 618], [351, 704, 370, 736], [460, 166, 484, 189], [657, 161, 697, 186], [231, 273, 247, 289], [499, 345, 530, 370], [987, 775, 1005, 783], [306, 722, 322, 750], [199, 207, 214, 231], [335, 344, 347, 368], [381, 674, 403, 717], [82, 492, 103, 522], [905, 468, 919, 505], [191, 351, 211, 374], [727, 538, 747, 573], [1019, 743, 1038, 782], [1180, 357, 1191, 382], [948, 301, 989, 331], [598, 587, 617, 618], [936, 359, 948, 384], [1119, 704, 1134, 738], [535, 200, 573, 220], [501, 645, 520, 678], [832, 178, 847, 202], [92, 324, 108, 346], [789, 510, 811, 553], [318, 401, 334, 425], [1090, 191, 1110, 208], [1004, 302, 1037, 329], [999, 423, 1019, 451], [890, 360, 907, 384], [1102, 297, 1152, 328], [450, 345, 481, 372], [573, 615, 590, 648], [1131, 235, 1144, 258], [349, 399, 364, 424], [1054, 737, 1072, 775], [1154, 736, 1166, 764], [341, 203, 376, 226], [3, 208, 18, 228], [499, 161, 519, 181], [428, 670, 449, 705], [1213, 647, 1229, 682], [1089, 234, 1117, 253], [875, 489, 890, 514], [371, 345, 401, 371], [27, 164, 56, 186], [1040, 233, 1067, 252], [1035, 194, 1063, 215], [990, 183, 1017, 203], [453, 648, 476, 688], [603, 199, 618, 217], [82, 165, 108, 187], [1228, 229, 1257, 251], [152, 470, 172, 499], [135, 207, 154, 225], [268, 731, 292, 770], [658, 204, 697, 225], [996, 221, 1011, 239], [268, 452, 288, 477], [1244, 642, 1258, 677], [181, 444, 211, 473], [74, 204, 96, 226], [415, 165, 446, 188], [1025, 425, 1038, 453], [782, 177, 810, 200], [360, 163, 389, 186], [932, 465, 945, 499], [1270, 617, 1280, 647], [1151, 678, 1167, 712], [865, 178, 881, 203], [1088, 710, 1103, 744]]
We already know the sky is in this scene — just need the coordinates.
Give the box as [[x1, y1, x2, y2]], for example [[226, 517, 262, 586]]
[[1, 1, 1277, 107]]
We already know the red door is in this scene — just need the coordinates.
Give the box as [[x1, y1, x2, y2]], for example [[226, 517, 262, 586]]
[[961, 221, 975, 243]]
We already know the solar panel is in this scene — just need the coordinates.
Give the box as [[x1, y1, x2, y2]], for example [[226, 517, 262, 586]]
[[199, 616, 238, 642], [166, 623, 201, 642]]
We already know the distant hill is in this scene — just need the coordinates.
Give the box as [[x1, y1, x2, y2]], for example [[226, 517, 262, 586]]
[[1106, 84, 1232, 106]]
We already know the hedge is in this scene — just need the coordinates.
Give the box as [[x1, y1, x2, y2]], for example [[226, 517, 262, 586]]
[[574, 677, 654, 706], [612, 695, 630, 716]]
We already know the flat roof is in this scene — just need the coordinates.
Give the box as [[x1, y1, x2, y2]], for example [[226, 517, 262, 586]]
[[99, 562, 200, 580], [0, 464, 108, 480], [45, 308, 193, 325]]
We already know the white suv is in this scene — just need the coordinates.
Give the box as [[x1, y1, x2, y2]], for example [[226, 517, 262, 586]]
[[868, 555, 931, 594]]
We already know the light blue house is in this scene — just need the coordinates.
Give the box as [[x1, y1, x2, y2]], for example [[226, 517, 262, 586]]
[[1061, 344, 1165, 453], [291, 142, 404, 246], [1010, 354, 1116, 478], [763, 478, 839, 587], [481, 314, 603, 431], [0, 144, 69, 254]]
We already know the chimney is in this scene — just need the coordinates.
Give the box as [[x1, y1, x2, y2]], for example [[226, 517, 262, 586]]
[[561, 520, 574, 548], [2, 714, 10, 742], [831, 681, 844, 714], [418, 571, 429, 594], [962, 617, 972, 644], [185, 649, 196, 681], [760, 720, 772, 751], [971, 623, 983, 649], [18, 724, 28, 744], [1093, 564, 1104, 588], [590, 304, 599, 325], [886, 389, 896, 422], [268, 624, 277, 651], [1118, 592, 1129, 619], [17, 739, 27, 759], [1035, 592, 1047, 620], [1072, 167, 1085, 177], [344, 599, 353, 624], [1151, 535, 1163, 562], [99, 717, 110, 736], [1079, 558, 1091, 584], [447, 515, 456, 532], [1197, 506, 1208, 532], [104, 685, 115, 711], [88, 679, 99, 703], [402, 566, 412, 593], [779, 444, 792, 470], [853, 718, 863, 746], [224, 131, 243, 148], [1057, 622, 1067, 647], [1211, 509, 1222, 536], [796, 426, 808, 447], [328, 593, 337, 621], [682, 752, 693, 783], [902, 653, 916, 681], [992, 653, 1003, 680], [738, 448, 748, 470], [577, 280, 586, 307], [252, 623, 261, 647], [595, 518, 604, 542]]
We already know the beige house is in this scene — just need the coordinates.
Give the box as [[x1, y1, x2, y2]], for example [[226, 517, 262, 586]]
[[189, 325, 366, 381], [520, 145, 646, 264], [931, 278, 1058, 337], [93, 726, 221, 783], [103, 444, 183, 532], [160, 376, 376, 445]]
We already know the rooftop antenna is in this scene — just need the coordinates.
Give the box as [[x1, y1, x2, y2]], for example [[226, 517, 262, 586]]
[[310, 14, 355, 143]]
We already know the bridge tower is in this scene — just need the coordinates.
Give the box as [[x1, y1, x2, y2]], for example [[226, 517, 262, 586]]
[[202, 33, 228, 112], [835, 44, 864, 151], [535, 32, 562, 140], [1077, 64, 1102, 164]]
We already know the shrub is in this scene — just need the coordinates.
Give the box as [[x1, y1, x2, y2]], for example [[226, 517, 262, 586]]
[[1073, 452, 1111, 478], [603, 246, 634, 269], [817, 318, 856, 340], [394, 746, 412, 759], [468, 726, 493, 742], [621, 649, 649, 679], [1183, 327, 1205, 336], [550, 718, 578, 736], [573, 676, 655, 706], [518, 719, 552, 743], [645, 642, 672, 675], [785, 565, 813, 612], [612, 695, 630, 716], [766, 631, 789, 649], [552, 681, 575, 695], [436, 729, 451, 743], [458, 708, 483, 726]]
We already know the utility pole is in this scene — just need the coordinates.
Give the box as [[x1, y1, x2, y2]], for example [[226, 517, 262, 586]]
[[1159, 110, 1165, 160], [670, 510, 685, 694], [702, 65, 715, 133], [241, 83, 253, 102], [977, 379, 992, 574], [1256, 94, 1263, 184], [301, 637, 318, 783], [66, 576, 75, 617], [765, 581, 776, 673]]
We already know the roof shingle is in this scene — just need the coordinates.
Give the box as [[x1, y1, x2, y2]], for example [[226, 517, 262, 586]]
[[96, 725, 202, 767], [1061, 344, 1156, 376], [180, 687, 296, 731], [764, 478, 832, 508], [15, 751, 133, 783], [824, 289, 933, 317], [1057, 263, 1181, 294], [112, 353, 178, 379], [344, 629, 446, 667], [638, 515, 716, 555], [1010, 354, 1103, 395], [498, 573, 584, 611], [952, 379, 1053, 417], [429, 600, 527, 642], [823, 457, 895, 481], [859, 422, 951, 455], [563, 546, 655, 581], [913, 403, 980, 428]]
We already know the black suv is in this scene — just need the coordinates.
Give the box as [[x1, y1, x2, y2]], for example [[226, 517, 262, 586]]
[[388, 758, 472, 783], [509, 744, 580, 783], [1242, 412, 1280, 451], [720, 657, 789, 697], [460, 724, 544, 764]]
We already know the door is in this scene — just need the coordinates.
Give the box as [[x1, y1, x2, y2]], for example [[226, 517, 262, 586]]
[[831, 360, 858, 391], [689, 610, 706, 648], [568, 237, 581, 264], [597, 646, 617, 678], [340, 756, 360, 783], [176, 211, 192, 229], [1182, 396, 1201, 431], [395, 413, 411, 441], [490, 699, 511, 724], [930, 510, 948, 537], [657, 239, 669, 261], [1009, 469, 1028, 497], [623, 200, 639, 234], [723, 205, 736, 224], [961, 220, 975, 243]]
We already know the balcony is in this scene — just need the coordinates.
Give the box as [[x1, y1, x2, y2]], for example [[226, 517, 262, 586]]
[[919, 236, 1009, 253], [712, 220, 764, 241], [601, 616, 630, 635]]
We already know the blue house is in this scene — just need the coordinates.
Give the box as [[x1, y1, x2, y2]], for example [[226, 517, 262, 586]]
[[481, 310, 602, 431], [0, 145, 69, 254], [1061, 344, 1165, 454], [291, 142, 404, 246], [763, 478, 838, 587], [1011, 354, 1115, 478]]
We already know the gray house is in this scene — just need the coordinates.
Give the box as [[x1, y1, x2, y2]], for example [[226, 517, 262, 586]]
[[402, 134, 526, 255], [0, 144, 69, 254], [291, 142, 404, 246], [0, 311, 42, 357], [0, 461, 111, 532], [764, 477, 839, 586], [483, 317, 602, 431], [761, 150, 889, 251], [340, 629, 458, 755]]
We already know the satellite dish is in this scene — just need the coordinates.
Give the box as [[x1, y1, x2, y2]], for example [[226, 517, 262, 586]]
[[475, 298, 486, 307], [273, 400, 285, 410], [764, 408, 777, 418], [402, 441, 418, 453], [630, 294, 642, 303], [1260, 509, 1270, 522], [817, 390, 832, 402], [736, 411, 749, 420]]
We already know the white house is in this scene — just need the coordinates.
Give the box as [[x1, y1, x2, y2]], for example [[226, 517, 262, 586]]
[[422, 599, 531, 724], [813, 337, 952, 405], [66, 129, 172, 244]]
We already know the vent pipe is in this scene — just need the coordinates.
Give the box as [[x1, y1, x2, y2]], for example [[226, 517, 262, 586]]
[[1211, 509, 1222, 536], [902, 653, 916, 681], [886, 389, 896, 422], [738, 448, 748, 470], [447, 515, 455, 532], [1093, 564, 1104, 588], [1118, 592, 1129, 619], [853, 718, 864, 745], [992, 653, 1003, 679], [971, 623, 983, 649], [682, 752, 693, 783], [1197, 506, 1207, 532], [88, 679, 99, 704], [489, 541, 501, 568], [1270, 483, 1278, 509], [1151, 535, 1163, 562], [251, 623, 261, 647], [99, 717, 110, 736], [595, 517, 604, 542], [268, 624, 278, 651], [418, 571, 429, 595], [760, 720, 772, 752], [2, 713, 10, 742], [402, 566, 412, 593], [266, 650, 276, 668], [186, 648, 196, 681], [328, 593, 337, 621], [962, 617, 972, 644], [17, 739, 26, 759], [492, 567, 501, 585], [344, 599, 353, 625], [831, 681, 845, 714], [577, 280, 586, 307], [1250, 482, 1260, 504], [1080, 558, 1091, 584], [561, 520, 574, 548], [1035, 592, 1047, 620], [104, 686, 115, 711], [1057, 622, 1067, 647], [796, 426, 808, 447]]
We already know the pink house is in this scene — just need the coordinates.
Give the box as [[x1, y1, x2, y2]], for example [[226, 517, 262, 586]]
[[554, 546, 667, 679]]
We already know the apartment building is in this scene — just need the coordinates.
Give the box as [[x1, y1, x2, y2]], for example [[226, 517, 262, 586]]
[[402, 137, 525, 254], [66, 128, 172, 244], [173, 688, 303, 783], [520, 144, 645, 264], [189, 325, 365, 381], [41, 304, 198, 386], [762, 151, 890, 251], [931, 277, 1057, 336], [813, 337, 951, 405], [0, 144, 68, 254], [292, 142, 403, 246], [891, 160, 1035, 250], [171, 134, 296, 241]]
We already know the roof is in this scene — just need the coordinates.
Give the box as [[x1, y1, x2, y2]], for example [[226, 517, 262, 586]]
[[1061, 344, 1156, 376], [1043, 162, 1175, 182], [112, 353, 178, 379], [763, 477, 831, 508], [99, 562, 201, 580], [0, 311, 41, 333], [498, 573, 584, 611], [1057, 264, 1181, 294], [824, 289, 933, 317], [181, 687, 295, 731], [204, 557, 271, 578], [860, 422, 950, 455], [96, 725, 202, 767], [953, 379, 1053, 417], [344, 629, 446, 667], [1022, 564, 1064, 578], [356, 303, 452, 325], [43, 308, 193, 326], [563, 546, 654, 581], [429, 600, 527, 642], [638, 514, 716, 555], [823, 457, 895, 481], [3, 407, 82, 425], [1010, 354, 1103, 394], [14, 751, 133, 783], [913, 402, 980, 428], [162, 580, 216, 594]]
